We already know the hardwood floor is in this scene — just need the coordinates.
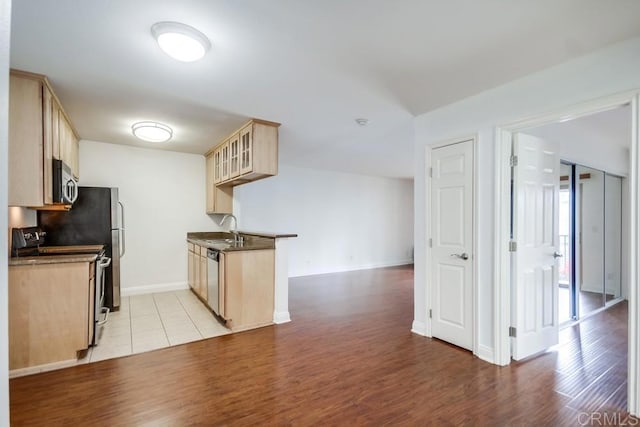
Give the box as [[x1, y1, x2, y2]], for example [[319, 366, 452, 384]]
[[9, 265, 633, 425]]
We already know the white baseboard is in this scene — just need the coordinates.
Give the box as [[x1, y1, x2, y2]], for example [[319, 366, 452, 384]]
[[121, 281, 189, 297], [290, 259, 413, 278], [273, 311, 291, 324], [411, 320, 427, 336], [476, 344, 495, 364], [10, 358, 78, 379]]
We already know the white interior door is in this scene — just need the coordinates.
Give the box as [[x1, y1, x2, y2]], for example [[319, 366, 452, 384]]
[[512, 133, 560, 360], [431, 139, 473, 350]]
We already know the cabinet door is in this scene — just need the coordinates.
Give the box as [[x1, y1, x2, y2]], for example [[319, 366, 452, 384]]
[[8, 75, 44, 207], [240, 124, 253, 174], [213, 148, 222, 184], [229, 133, 240, 178], [187, 248, 195, 290], [199, 250, 208, 301], [42, 86, 55, 205], [221, 141, 230, 182], [205, 153, 215, 213], [193, 249, 200, 294], [58, 112, 79, 177]]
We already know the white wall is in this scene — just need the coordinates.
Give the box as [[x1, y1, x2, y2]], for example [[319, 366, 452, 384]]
[[0, 0, 10, 423], [413, 36, 640, 360], [79, 140, 221, 293], [234, 165, 414, 277]]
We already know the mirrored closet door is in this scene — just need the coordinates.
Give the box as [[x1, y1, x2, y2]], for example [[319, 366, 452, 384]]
[[560, 163, 624, 322]]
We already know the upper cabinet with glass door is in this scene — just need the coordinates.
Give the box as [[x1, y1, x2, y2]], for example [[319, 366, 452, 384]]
[[206, 119, 279, 187]]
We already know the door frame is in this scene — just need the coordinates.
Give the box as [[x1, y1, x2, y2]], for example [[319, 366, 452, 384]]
[[425, 135, 479, 356], [493, 90, 640, 414]]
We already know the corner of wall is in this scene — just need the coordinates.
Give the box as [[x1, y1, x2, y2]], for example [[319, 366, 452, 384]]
[[476, 345, 495, 365], [411, 320, 427, 336]]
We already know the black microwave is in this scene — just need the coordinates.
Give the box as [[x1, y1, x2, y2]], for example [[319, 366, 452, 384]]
[[52, 159, 78, 204]]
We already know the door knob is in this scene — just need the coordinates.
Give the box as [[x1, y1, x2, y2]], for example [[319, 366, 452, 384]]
[[451, 253, 469, 260], [553, 252, 563, 258]]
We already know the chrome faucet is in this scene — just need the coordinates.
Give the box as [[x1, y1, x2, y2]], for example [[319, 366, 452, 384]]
[[219, 214, 242, 244]]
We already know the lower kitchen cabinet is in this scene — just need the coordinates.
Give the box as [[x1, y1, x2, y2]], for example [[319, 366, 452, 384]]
[[186, 242, 275, 332], [9, 261, 93, 370], [187, 243, 208, 301], [219, 249, 274, 331]]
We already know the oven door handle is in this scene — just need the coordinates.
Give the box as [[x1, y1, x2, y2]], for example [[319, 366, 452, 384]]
[[97, 307, 110, 326]]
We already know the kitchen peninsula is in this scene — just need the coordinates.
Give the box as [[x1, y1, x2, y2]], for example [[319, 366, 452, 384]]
[[187, 231, 297, 332]]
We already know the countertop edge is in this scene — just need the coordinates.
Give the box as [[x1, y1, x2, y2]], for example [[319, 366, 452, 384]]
[[187, 238, 275, 252], [237, 230, 298, 239], [9, 254, 99, 266]]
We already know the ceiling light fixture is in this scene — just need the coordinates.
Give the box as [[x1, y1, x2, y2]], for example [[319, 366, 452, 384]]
[[132, 121, 173, 142], [151, 21, 211, 62], [355, 118, 369, 126]]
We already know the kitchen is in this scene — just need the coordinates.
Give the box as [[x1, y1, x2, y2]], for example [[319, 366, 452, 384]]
[[7, 68, 301, 373], [4, 2, 414, 381]]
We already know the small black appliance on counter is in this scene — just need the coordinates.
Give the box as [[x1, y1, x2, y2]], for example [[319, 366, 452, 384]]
[[11, 227, 46, 257]]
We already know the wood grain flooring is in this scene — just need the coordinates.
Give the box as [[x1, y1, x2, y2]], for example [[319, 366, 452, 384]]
[[9, 265, 633, 425]]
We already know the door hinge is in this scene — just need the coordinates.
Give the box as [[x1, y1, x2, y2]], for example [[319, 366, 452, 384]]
[[509, 241, 517, 252], [428, 238, 432, 248], [509, 326, 517, 337], [510, 155, 518, 167], [429, 309, 432, 319], [429, 167, 433, 178]]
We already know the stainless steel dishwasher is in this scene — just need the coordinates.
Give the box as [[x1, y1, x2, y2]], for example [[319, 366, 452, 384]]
[[206, 249, 220, 315]]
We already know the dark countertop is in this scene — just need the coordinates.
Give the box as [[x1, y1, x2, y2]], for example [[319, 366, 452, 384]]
[[237, 230, 297, 239], [9, 253, 99, 266], [187, 232, 275, 252]]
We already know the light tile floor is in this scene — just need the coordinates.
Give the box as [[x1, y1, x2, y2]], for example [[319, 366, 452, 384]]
[[9, 290, 230, 378], [89, 289, 231, 363]]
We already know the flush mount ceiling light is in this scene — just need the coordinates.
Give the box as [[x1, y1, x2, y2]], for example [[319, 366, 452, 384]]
[[355, 118, 369, 126], [132, 121, 173, 142], [151, 21, 211, 62]]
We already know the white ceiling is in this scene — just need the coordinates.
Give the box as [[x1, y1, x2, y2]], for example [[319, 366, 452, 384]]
[[526, 105, 631, 150], [10, 1, 640, 178]]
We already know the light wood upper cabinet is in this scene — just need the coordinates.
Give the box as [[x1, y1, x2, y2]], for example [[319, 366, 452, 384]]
[[205, 119, 279, 188], [229, 132, 240, 178], [206, 152, 233, 214], [58, 111, 79, 179], [8, 70, 80, 207], [239, 124, 253, 175], [9, 73, 45, 207], [220, 140, 230, 182]]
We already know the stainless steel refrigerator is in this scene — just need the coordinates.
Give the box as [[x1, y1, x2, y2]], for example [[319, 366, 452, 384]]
[[38, 187, 125, 309]]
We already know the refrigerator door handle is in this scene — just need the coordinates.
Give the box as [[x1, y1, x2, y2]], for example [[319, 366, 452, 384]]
[[118, 201, 126, 258], [118, 201, 125, 229], [120, 228, 126, 258]]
